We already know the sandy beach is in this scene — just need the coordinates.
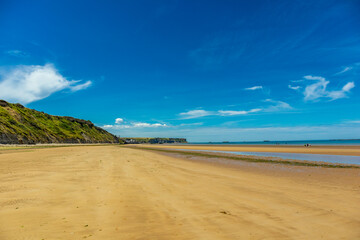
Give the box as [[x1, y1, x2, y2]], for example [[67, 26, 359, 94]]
[[137, 144, 360, 156], [0, 145, 359, 239]]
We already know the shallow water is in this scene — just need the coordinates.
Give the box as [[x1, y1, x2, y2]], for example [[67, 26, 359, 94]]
[[190, 139, 360, 145], [174, 149, 360, 165]]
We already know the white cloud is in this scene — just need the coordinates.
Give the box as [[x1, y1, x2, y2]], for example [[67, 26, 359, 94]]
[[179, 100, 291, 119], [245, 86, 263, 90], [218, 108, 261, 116], [115, 118, 124, 124], [0, 64, 92, 104], [342, 82, 355, 92], [103, 122, 167, 129], [179, 109, 213, 119], [104, 117, 167, 129], [335, 66, 353, 75], [264, 99, 292, 112], [291, 79, 304, 83], [303, 75, 355, 101], [69, 81, 92, 91], [288, 85, 301, 90], [326, 82, 355, 100], [303, 75, 328, 101], [133, 122, 167, 128]]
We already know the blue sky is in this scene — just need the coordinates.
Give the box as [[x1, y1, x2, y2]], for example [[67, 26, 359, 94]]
[[0, 0, 359, 142]]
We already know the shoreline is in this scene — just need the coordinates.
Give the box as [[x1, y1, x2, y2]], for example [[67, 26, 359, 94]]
[[135, 144, 360, 156], [127, 146, 359, 168], [150, 147, 360, 186]]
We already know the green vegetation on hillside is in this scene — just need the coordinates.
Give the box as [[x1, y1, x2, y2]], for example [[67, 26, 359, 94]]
[[0, 100, 119, 144]]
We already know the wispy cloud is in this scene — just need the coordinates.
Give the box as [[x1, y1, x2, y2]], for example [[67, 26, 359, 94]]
[[218, 108, 261, 116], [69, 81, 92, 91], [303, 75, 329, 101], [179, 100, 292, 119], [103, 118, 167, 129], [288, 85, 301, 90], [179, 109, 214, 119], [132, 123, 167, 128], [263, 99, 292, 112], [291, 79, 304, 83], [326, 82, 355, 100], [103, 122, 167, 129], [0, 64, 92, 104], [244, 86, 263, 91], [302, 75, 355, 101], [5, 50, 28, 57], [335, 66, 353, 75]]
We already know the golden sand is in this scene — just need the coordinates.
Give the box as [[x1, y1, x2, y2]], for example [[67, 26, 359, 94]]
[[0, 146, 359, 239]]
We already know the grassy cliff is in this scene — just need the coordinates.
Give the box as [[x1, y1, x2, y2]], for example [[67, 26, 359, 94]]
[[0, 100, 119, 144]]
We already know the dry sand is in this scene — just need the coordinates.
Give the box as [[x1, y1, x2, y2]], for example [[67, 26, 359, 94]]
[[0, 145, 359, 239], [139, 144, 360, 156]]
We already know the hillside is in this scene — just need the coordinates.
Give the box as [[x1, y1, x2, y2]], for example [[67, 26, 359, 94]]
[[0, 100, 119, 144]]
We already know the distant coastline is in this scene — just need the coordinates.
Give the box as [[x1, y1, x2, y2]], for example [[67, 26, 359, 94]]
[[190, 139, 360, 146]]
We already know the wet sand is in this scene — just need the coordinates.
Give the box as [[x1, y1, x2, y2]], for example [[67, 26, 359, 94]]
[[137, 144, 360, 156], [0, 146, 359, 239]]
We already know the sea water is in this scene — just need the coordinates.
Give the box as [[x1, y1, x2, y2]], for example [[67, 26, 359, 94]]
[[190, 139, 360, 146], [174, 149, 360, 165]]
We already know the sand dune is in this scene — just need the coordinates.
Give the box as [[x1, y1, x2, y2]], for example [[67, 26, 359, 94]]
[[0, 146, 359, 239]]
